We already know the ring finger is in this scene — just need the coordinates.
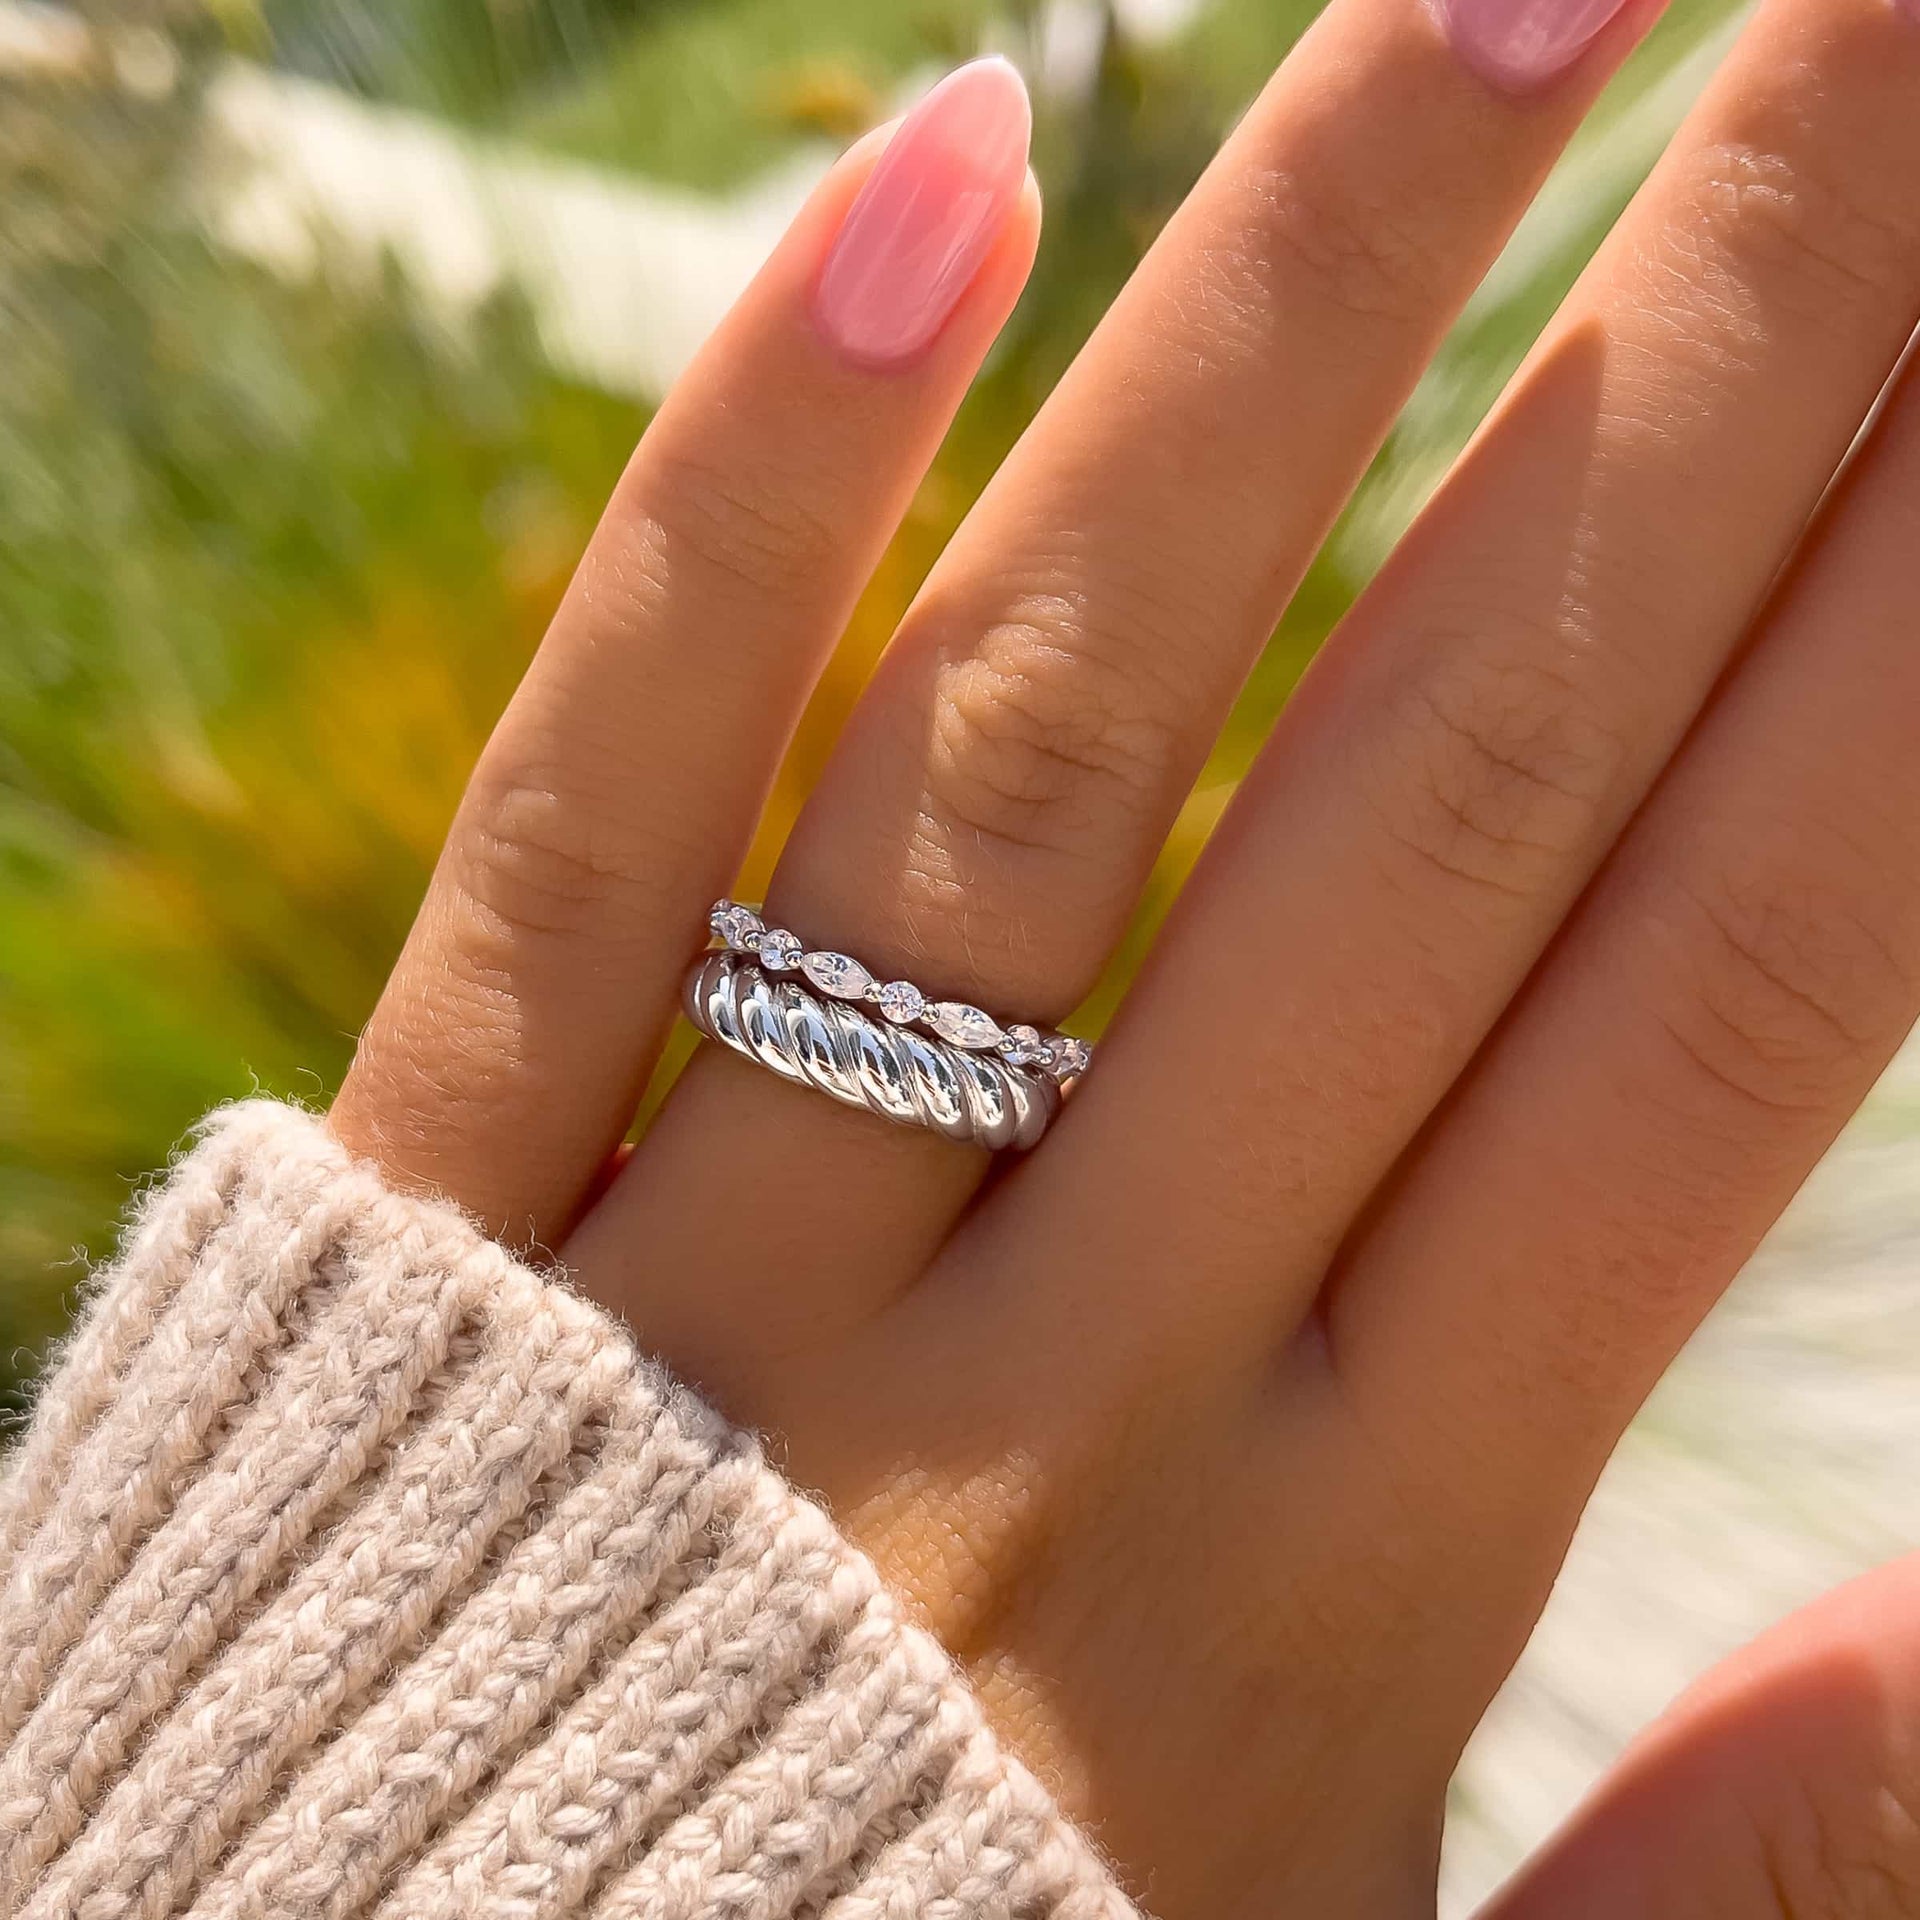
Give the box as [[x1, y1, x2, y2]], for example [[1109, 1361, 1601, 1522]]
[[577, 0, 1664, 1383]]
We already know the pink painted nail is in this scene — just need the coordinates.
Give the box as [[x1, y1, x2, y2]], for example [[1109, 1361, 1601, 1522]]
[[811, 58, 1032, 371], [1439, 0, 1633, 91]]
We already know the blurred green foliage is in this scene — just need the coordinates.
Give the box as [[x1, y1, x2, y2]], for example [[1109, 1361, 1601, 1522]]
[[0, 0, 1740, 1402]]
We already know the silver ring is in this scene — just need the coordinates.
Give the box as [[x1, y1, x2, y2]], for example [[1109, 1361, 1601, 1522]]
[[684, 950, 1064, 1150], [704, 900, 1091, 1082]]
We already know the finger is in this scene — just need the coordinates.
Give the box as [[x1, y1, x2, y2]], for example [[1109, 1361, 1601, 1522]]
[[576, 0, 1662, 1374], [997, 0, 1920, 1369], [1483, 1554, 1920, 1918], [329, 64, 1041, 1244], [1334, 329, 1920, 1577]]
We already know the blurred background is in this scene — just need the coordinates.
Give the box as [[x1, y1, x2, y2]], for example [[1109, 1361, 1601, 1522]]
[[4, 0, 1919, 1908]]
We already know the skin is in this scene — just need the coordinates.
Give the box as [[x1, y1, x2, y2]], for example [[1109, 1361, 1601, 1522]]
[[330, 0, 1920, 1910]]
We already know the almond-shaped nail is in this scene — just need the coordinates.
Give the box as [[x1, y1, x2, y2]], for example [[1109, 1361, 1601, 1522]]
[[812, 57, 1032, 371], [1439, 0, 1633, 91]]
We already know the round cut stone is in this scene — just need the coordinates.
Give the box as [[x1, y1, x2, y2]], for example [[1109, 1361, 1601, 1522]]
[[800, 950, 874, 1001], [998, 1023, 1047, 1067], [710, 902, 763, 951], [757, 928, 803, 972], [876, 980, 925, 1025], [926, 1002, 1006, 1050]]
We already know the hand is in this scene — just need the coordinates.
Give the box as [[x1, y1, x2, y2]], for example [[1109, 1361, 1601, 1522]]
[[329, 2, 1920, 1911]]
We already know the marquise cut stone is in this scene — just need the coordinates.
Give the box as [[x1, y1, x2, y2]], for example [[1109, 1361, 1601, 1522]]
[[926, 1002, 1005, 1050], [800, 951, 874, 1000], [711, 903, 764, 951], [1047, 1035, 1092, 1078]]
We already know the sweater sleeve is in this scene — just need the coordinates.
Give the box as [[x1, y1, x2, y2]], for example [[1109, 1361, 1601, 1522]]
[[0, 1101, 1137, 1920]]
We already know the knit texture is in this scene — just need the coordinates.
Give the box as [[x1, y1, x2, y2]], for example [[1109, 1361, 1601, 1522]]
[[0, 1102, 1136, 1920]]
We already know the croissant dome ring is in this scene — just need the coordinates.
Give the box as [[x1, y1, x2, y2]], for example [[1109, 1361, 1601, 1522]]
[[682, 901, 1093, 1150]]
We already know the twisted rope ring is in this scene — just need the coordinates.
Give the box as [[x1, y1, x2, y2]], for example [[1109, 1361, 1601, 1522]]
[[683, 952, 1060, 1151]]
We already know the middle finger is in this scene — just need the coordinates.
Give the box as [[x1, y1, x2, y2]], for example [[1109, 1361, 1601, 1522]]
[[1005, 0, 1920, 1368]]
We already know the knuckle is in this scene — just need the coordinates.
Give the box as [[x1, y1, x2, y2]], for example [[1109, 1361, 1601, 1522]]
[[1251, 163, 1458, 329], [454, 752, 657, 946], [1361, 632, 1626, 905], [623, 443, 839, 602], [919, 601, 1183, 866], [1655, 859, 1911, 1120], [1679, 136, 1920, 324]]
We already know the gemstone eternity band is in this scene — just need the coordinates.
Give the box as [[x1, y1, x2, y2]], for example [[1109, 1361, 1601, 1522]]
[[681, 902, 1093, 1149], [703, 901, 1092, 1083]]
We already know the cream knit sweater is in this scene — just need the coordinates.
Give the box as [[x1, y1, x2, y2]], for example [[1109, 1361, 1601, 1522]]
[[0, 1102, 1136, 1920]]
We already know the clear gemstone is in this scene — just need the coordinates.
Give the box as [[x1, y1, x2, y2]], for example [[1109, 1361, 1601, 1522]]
[[757, 928, 803, 972], [876, 980, 925, 1025], [800, 950, 874, 1001], [1047, 1035, 1091, 1079], [711, 903, 763, 951], [998, 1022, 1047, 1067], [926, 1002, 1006, 1050]]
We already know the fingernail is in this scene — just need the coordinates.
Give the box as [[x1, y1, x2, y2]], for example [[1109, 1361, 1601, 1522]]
[[1439, 0, 1633, 91], [812, 58, 1032, 371]]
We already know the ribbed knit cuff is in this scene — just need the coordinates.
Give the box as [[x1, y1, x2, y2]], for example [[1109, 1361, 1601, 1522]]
[[0, 1101, 1136, 1920]]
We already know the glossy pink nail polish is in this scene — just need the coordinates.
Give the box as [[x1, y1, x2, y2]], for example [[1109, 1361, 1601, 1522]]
[[1439, 0, 1633, 91], [812, 58, 1032, 371]]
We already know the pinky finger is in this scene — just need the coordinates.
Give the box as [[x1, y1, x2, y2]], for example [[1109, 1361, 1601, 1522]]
[[330, 64, 1041, 1247]]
